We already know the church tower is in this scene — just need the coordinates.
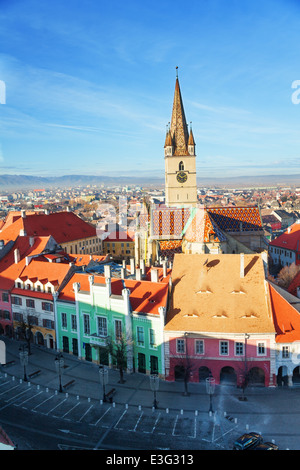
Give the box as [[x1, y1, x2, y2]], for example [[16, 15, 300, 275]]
[[164, 71, 197, 207]]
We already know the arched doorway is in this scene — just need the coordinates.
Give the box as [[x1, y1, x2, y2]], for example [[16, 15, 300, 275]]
[[46, 334, 54, 349], [277, 366, 288, 386], [35, 331, 44, 346], [198, 366, 211, 382], [293, 366, 300, 386], [248, 367, 265, 386], [220, 366, 237, 385]]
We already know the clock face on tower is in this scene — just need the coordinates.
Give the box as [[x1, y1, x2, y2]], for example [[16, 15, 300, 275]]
[[177, 171, 188, 184]]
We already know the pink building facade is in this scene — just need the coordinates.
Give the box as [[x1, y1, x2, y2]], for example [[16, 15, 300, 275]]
[[164, 253, 277, 388], [164, 333, 276, 387]]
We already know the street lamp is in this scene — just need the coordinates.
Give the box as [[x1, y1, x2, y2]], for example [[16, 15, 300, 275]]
[[19, 345, 28, 382], [54, 353, 64, 393], [99, 366, 108, 402], [244, 333, 250, 371], [150, 374, 159, 409], [206, 376, 215, 414]]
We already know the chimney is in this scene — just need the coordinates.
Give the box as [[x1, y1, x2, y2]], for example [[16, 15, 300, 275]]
[[240, 253, 244, 278], [73, 282, 81, 293], [104, 264, 111, 279], [14, 248, 20, 264], [29, 237, 34, 247], [122, 259, 126, 269], [44, 209, 50, 215], [122, 288, 131, 319], [151, 268, 159, 283], [21, 210, 26, 218], [0, 240, 4, 250], [121, 267, 126, 279], [20, 229, 27, 236], [140, 259, 145, 275], [136, 268, 142, 281], [162, 260, 167, 278], [106, 277, 111, 297], [261, 251, 268, 278], [130, 258, 135, 275], [25, 256, 30, 266]]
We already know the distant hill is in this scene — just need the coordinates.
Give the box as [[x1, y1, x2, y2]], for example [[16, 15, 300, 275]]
[[1, 173, 300, 190], [0, 174, 164, 190]]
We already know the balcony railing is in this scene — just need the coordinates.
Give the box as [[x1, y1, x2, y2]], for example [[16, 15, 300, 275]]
[[89, 333, 108, 347]]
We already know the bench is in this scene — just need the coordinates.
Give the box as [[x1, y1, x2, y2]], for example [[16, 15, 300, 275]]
[[2, 360, 15, 367], [63, 379, 75, 390], [28, 370, 41, 379], [105, 388, 116, 403]]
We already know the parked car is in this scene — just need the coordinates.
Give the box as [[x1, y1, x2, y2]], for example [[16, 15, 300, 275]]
[[233, 432, 263, 450], [254, 442, 279, 450]]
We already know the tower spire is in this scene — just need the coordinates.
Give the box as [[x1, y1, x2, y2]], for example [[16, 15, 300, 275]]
[[169, 69, 189, 156]]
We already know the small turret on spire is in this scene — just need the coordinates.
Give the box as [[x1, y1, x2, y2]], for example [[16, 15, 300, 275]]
[[188, 122, 196, 155]]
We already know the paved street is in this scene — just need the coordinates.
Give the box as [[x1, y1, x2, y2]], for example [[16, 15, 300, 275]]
[[0, 337, 300, 450]]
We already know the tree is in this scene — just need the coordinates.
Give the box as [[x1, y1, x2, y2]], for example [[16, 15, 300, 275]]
[[277, 263, 300, 289], [18, 311, 38, 355], [105, 333, 132, 384], [175, 334, 198, 396]]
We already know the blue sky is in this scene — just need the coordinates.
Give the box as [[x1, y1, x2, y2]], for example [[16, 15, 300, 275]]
[[0, 0, 300, 180]]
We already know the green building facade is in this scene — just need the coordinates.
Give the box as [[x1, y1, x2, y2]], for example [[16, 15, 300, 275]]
[[54, 270, 168, 378]]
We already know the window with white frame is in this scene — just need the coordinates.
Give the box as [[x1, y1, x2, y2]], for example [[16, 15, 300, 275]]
[[115, 319, 122, 340], [220, 341, 229, 356], [176, 338, 185, 354], [137, 326, 144, 345], [71, 314, 77, 331], [282, 346, 290, 358], [61, 312, 67, 329], [195, 339, 204, 355], [235, 342, 244, 356], [149, 328, 156, 347], [97, 316, 107, 337], [11, 296, 22, 306], [257, 341, 266, 356], [42, 302, 53, 312], [26, 298, 35, 309], [83, 314, 90, 335]]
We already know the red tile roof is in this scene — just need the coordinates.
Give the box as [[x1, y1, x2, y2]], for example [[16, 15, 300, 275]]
[[269, 222, 300, 251], [11, 287, 53, 300], [0, 211, 96, 244], [0, 236, 51, 291], [269, 283, 300, 342], [102, 231, 135, 242], [207, 206, 263, 232], [58, 272, 168, 315], [18, 259, 71, 288]]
